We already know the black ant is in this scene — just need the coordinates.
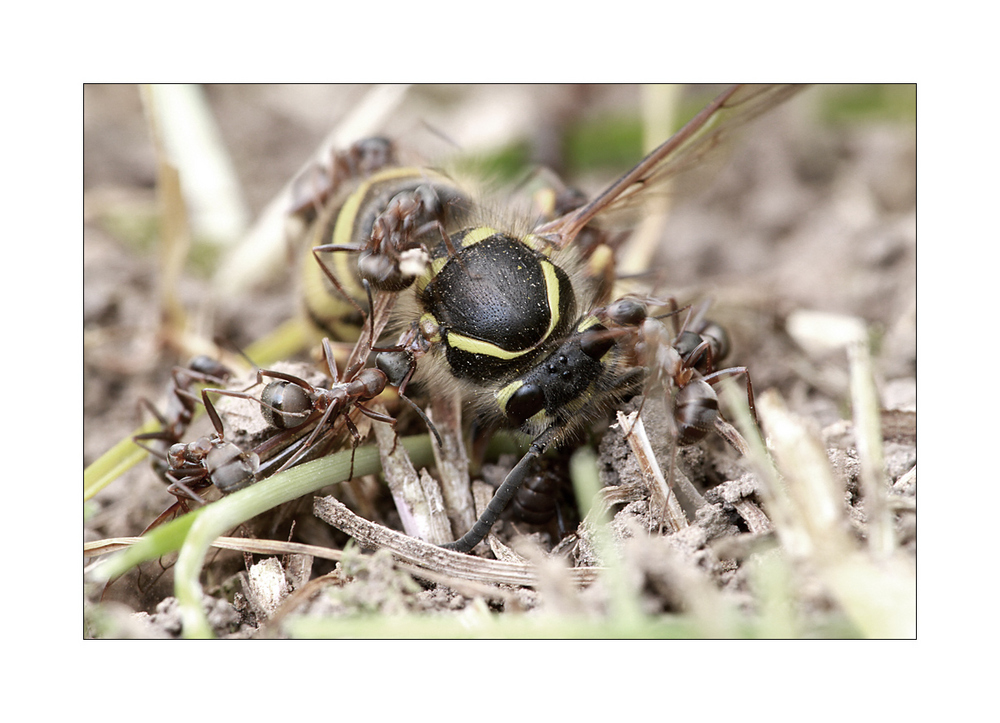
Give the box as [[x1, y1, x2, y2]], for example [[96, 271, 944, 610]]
[[133, 355, 233, 483], [288, 137, 398, 222], [202, 337, 394, 481], [626, 298, 756, 447]]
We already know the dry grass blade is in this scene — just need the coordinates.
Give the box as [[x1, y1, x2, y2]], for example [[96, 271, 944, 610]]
[[729, 386, 915, 638], [85, 534, 346, 563], [372, 403, 452, 545], [428, 393, 476, 535], [848, 339, 894, 558], [312, 495, 600, 588], [617, 410, 687, 532]]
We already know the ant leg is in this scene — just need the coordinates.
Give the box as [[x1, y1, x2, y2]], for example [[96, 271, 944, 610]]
[[340, 280, 376, 381], [132, 437, 169, 459], [430, 220, 477, 279], [165, 475, 209, 506], [135, 398, 171, 436], [275, 401, 339, 473], [396, 395, 442, 448], [321, 338, 343, 384], [197, 388, 230, 437], [342, 415, 363, 481], [702, 366, 757, 425], [680, 338, 718, 375], [312, 244, 369, 318], [353, 403, 398, 427], [138, 501, 187, 535]]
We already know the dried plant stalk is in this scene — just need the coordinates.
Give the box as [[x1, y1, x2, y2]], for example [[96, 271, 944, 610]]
[[313, 494, 600, 588]]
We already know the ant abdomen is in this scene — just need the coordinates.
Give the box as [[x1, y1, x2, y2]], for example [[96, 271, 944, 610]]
[[674, 379, 719, 446], [260, 380, 314, 429]]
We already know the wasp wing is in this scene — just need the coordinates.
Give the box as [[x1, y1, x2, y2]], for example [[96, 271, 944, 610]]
[[533, 84, 809, 250]]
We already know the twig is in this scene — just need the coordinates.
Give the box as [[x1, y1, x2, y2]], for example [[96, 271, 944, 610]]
[[313, 494, 600, 588]]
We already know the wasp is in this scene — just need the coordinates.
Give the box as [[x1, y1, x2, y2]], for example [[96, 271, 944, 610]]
[[303, 85, 805, 553]]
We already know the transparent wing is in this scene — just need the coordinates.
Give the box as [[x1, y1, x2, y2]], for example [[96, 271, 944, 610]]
[[533, 84, 809, 249]]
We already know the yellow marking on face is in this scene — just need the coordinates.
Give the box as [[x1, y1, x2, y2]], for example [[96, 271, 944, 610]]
[[495, 379, 524, 410], [539, 259, 562, 340]]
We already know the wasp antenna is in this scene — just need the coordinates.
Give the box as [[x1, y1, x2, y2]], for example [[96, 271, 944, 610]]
[[442, 435, 550, 553]]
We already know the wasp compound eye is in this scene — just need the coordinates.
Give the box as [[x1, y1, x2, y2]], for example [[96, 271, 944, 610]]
[[505, 383, 546, 425], [261, 380, 313, 429], [580, 328, 615, 360]]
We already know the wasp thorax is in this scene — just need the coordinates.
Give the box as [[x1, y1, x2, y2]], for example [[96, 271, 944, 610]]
[[421, 231, 576, 384]]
